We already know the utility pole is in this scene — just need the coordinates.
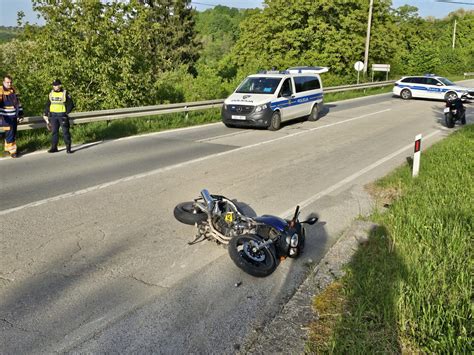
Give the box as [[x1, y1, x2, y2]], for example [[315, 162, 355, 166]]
[[363, 0, 374, 75], [452, 19, 457, 49]]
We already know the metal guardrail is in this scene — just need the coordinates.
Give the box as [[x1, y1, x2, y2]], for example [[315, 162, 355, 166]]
[[464, 72, 474, 79], [17, 80, 396, 131]]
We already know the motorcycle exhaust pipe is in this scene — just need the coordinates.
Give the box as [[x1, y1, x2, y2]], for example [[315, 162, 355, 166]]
[[200, 189, 214, 212]]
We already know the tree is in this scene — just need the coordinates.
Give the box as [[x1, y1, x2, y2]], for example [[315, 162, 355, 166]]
[[4, 0, 200, 114], [228, 0, 399, 83]]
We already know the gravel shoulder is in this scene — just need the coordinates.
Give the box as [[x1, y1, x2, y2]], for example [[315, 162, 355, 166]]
[[240, 220, 378, 354]]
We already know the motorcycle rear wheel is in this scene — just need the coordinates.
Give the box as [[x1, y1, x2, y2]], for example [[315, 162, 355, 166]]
[[445, 112, 455, 128], [174, 202, 207, 225], [228, 234, 277, 277]]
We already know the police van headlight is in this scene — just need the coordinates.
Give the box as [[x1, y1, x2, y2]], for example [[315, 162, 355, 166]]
[[255, 104, 267, 113]]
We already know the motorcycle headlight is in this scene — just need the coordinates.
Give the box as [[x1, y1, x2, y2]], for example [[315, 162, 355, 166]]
[[255, 104, 267, 113], [290, 233, 299, 247]]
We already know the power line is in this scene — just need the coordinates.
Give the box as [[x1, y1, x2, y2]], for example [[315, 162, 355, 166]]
[[190, 2, 248, 9], [435, 0, 474, 5]]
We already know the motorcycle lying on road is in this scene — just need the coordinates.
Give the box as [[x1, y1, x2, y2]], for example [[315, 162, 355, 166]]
[[444, 97, 466, 128], [173, 189, 318, 277]]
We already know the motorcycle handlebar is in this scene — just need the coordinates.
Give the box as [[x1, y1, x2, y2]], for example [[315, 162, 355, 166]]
[[292, 205, 300, 222]]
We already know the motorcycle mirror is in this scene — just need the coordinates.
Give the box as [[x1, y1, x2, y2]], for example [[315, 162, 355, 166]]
[[304, 217, 319, 225], [301, 213, 319, 225]]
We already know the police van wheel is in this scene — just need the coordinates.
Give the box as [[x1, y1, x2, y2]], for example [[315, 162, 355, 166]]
[[308, 104, 320, 121], [401, 89, 412, 100], [268, 112, 281, 131]]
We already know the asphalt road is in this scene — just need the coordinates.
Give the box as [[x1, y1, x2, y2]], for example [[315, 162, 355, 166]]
[[1, 83, 473, 353]]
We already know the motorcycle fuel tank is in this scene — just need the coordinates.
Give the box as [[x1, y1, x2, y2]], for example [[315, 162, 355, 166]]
[[255, 215, 288, 232]]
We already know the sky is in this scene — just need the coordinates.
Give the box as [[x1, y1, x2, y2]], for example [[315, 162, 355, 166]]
[[1, 0, 473, 27]]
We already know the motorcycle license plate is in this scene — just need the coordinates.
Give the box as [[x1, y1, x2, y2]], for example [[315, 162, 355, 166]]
[[231, 115, 246, 120], [443, 108, 450, 113], [225, 212, 234, 223]]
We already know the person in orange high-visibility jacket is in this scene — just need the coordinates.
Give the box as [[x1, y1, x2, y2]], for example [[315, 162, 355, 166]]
[[43, 79, 75, 154], [0, 75, 23, 158]]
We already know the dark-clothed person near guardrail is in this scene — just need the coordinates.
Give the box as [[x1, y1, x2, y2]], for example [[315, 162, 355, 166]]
[[0, 75, 24, 158], [43, 79, 75, 154]]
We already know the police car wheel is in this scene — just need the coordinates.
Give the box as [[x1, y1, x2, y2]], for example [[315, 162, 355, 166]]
[[308, 104, 320, 121], [401, 89, 412, 100], [445, 92, 458, 101], [268, 111, 281, 131]]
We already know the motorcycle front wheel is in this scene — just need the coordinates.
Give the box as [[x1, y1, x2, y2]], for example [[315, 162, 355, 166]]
[[173, 202, 207, 225], [445, 112, 455, 128], [228, 234, 277, 277]]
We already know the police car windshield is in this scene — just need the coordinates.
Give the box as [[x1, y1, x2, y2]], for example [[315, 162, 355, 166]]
[[236, 77, 282, 94], [438, 77, 455, 86]]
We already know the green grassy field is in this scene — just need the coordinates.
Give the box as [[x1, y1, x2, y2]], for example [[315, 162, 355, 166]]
[[0, 29, 18, 44], [308, 125, 473, 353]]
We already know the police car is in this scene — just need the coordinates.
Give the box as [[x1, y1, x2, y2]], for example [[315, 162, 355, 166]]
[[393, 75, 474, 101], [221, 66, 328, 130]]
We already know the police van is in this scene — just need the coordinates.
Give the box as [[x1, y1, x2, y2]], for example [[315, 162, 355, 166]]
[[221, 66, 329, 130]]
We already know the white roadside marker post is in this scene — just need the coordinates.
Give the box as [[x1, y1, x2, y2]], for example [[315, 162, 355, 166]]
[[413, 134, 422, 177]]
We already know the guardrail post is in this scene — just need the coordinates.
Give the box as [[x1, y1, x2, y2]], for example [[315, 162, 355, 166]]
[[184, 106, 189, 120]]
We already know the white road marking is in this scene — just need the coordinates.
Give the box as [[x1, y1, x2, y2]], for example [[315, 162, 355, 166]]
[[0, 109, 391, 215], [195, 130, 248, 142], [279, 129, 441, 218]]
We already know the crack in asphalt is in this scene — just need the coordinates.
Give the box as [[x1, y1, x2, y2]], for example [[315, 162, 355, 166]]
[[1, 318, 47, 337]]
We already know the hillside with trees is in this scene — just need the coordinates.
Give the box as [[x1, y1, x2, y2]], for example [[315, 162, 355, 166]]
[[0, 0, 472, 116]]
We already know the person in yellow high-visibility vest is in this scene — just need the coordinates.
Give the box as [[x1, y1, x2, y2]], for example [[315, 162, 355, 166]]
[[0, 75, 24, 158], [43, 79, 75, 154]]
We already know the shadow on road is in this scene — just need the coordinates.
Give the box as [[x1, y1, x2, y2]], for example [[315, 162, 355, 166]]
[[0, 234, 141, 354]]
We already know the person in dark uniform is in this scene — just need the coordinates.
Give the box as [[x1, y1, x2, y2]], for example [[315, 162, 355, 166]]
[[0, 75, 24, 158], [43, 79, 75, 154]]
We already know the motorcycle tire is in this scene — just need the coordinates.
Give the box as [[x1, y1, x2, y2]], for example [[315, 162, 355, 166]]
[[173, 202, 207, 225], [228, 234, 277, 277], [445, 112, 455, 128]]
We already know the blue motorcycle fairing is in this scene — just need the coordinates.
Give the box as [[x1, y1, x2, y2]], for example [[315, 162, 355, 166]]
[[255, 215, 288, 232]]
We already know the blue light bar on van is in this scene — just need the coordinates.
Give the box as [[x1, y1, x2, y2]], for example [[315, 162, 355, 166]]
[[287, 66, 329, 74], [257, 70, 288, 74]]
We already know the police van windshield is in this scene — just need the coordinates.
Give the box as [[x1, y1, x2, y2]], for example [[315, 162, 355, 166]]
[[438, 77, 455, 86], [236, 77, 282, 94]]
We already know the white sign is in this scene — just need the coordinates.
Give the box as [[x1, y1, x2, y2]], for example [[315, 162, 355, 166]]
[[354, 61, 364, 72], [372, 64, 390, 72]]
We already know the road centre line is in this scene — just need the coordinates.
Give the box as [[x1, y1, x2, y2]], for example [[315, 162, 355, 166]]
[[0, 109, 391, 215], [279, 129, 441, 218], [1, 93, 394, 162]]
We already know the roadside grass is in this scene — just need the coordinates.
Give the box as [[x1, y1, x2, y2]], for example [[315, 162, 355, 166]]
[[308, 125, 473, 353], [324, 85, 393, 103], [16, 109, 222, 153]]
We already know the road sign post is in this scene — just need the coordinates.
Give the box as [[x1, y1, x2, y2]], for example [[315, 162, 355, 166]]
[[354, 61, 364, 84], [372, 64, 391, 81]]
